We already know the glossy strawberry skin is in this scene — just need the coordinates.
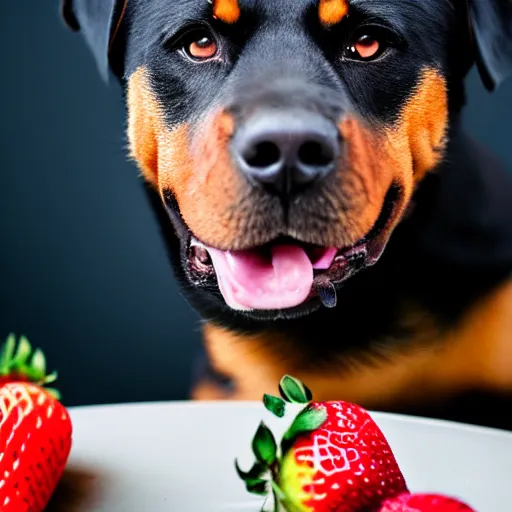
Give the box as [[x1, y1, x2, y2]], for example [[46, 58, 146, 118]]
[[0, 382, 73, 512], [279, 402, 408, 512], [379, 493, 476, 511]]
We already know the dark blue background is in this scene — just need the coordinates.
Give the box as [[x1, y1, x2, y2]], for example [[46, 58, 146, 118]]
[[0, 2, 511, 407]]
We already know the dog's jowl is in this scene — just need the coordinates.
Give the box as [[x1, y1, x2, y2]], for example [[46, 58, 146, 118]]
[[61, 0, 512, 429]]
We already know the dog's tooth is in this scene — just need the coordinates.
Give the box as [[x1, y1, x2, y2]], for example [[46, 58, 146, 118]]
[[190, 237, 205, 249], [344, 244, 368, 260], [189, 237, 212, 265]]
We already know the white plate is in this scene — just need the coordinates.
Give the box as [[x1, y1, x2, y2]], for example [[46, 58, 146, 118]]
[[47, 402, 512, 512]]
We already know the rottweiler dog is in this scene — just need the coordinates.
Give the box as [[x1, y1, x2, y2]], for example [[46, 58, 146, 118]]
[[61, 0, 512, 429]]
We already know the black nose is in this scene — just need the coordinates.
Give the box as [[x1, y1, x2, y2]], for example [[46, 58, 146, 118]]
[[232, 110, 340, 196]]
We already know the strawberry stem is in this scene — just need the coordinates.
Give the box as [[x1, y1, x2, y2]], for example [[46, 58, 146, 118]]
[[278, 375, 312, 404], [263, 394, 287, 418], [235, 460, 267, 481], [0, 334, 61, 396], [280, 404, 327, 454], [252, 422, 278, 466], [237, 376, 325, 512]]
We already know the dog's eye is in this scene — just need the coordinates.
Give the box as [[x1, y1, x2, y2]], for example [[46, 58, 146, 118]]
[[182, 30, 218, 61], [352, 35, 381, 60], [344, 28, 392, 62]]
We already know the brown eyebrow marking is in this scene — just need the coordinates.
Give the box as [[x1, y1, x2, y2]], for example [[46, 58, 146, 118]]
[[211, 0, 241, 24], [319, 0, 349, 26]]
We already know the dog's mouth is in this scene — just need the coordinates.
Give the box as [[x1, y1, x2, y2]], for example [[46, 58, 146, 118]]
[[185, 186, 400, 313]]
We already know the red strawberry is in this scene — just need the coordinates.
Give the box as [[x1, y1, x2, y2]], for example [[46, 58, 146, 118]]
[[379, 492, 476, 511], [0, 334, 73, 512], [235, 375, 408, 512]]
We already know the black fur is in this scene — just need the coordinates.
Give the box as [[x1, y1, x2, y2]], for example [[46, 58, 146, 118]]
[[62, 0, 512, 428], [62, 0, 512, 88]]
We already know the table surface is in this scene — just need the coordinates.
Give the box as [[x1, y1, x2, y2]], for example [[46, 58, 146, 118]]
[[46, 402, 512, 512]]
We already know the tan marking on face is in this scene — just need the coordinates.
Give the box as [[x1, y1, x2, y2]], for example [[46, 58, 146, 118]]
[[387, 68, 449, 183], [194, 278, 512, 409], [158, 113, 253, 247], [127, 67, 252, 248], [335, 116, 402, 242], [333, 68, 449, 242], [126, 67, 447, 253], [127, 69, 160, 186], [319, 0, 349, 26], [212, 0, 241, 24]]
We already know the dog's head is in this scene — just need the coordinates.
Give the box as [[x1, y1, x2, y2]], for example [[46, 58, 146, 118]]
[[62, 0, 512, 320]]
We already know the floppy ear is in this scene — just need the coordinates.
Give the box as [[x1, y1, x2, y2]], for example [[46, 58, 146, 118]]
[[60, 0, 127, 82], [468, 0, 512, 91]]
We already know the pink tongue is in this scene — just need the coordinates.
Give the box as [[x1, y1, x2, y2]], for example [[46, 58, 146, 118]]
[[207, 245, 317, 311]]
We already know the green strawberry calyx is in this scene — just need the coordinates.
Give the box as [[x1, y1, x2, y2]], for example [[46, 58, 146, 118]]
[[235, 375, 327, 512], [0, 333, 61, 400]]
